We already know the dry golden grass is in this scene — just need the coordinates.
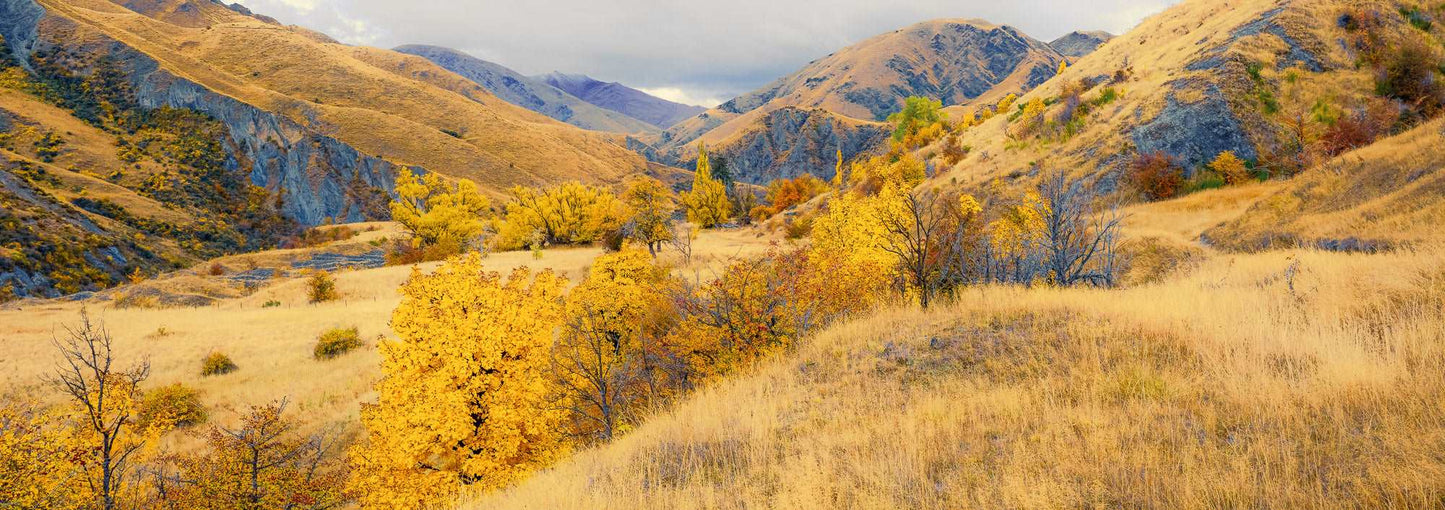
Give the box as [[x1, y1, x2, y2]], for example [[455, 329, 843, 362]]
[[1208, 118, 1445, 251], [0, 226, 781, 444], [463, 244, 1445, 509]]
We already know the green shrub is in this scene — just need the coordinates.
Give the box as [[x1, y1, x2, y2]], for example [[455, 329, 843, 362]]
[[307, 270, 337, 303], [1181, 174, 1226, 194], [314, 327, 363, 360], [262, 299, 281, 308], [136, 382, 207, 429], [201, 352, 237, 376]]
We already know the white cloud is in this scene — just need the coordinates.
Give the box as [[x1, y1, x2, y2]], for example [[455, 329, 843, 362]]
[[636, 87, 725, 108]]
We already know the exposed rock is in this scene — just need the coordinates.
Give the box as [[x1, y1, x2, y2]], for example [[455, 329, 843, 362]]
[[1131, 83, 1256, 173], [1049, 30, 1114, 58], [290, 250, 386, 272], [3, 0, 400, 226], [706, 107, 891, 184]]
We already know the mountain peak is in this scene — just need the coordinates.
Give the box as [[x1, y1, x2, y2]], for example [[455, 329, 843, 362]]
[[538, 73, 705, 129]]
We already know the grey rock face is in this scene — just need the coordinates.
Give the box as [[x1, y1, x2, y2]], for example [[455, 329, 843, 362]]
[[1131, 83, 1257, 174], [696, 107, 889, 185], [1049, 31, 1114, 58]]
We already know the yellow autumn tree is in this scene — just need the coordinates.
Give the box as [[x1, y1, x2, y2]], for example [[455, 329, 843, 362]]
[[997, 93, 1019, 113], [1057, 59, 1069, 75], [831, 148, 845, 188], [1016, 96, 1048, 135], [621, 176, 675, 255], [349, 254, 568, 507], [552, 249, 673, 442], [390, 171, 490, 254], [684, 143, 731, 228], [153, 400, 347, 508], [1211, 150, 1251, 185], [0, 397, 83, 509], [494, 182, 627, 250], [988, 189, 1049, 281]]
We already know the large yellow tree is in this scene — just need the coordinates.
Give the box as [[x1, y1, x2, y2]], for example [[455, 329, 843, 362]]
[[552, 249, 672, 441], [684, 143, 731, 228], [349, 254, 569, 507], [390, 171, 489, 254], [621, 176, 675, 255], [494, 182, 626, 250]]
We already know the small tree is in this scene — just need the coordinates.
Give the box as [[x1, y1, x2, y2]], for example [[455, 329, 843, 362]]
[[48, 311, 152, 510], [1038, 172, 1125, 287], [1211, 151, 1251, 185], [621, 176, 675, 255], [551, 250, 670, 442], [878, 189, 948, 308], [684, 143, 732, 228], [1130, 151, 1184, 200], [307, 270, 337, 303], [151, 400, 347, 509]]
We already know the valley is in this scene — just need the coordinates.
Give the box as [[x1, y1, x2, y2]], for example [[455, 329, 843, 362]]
[[2, 0, 1445, 508]]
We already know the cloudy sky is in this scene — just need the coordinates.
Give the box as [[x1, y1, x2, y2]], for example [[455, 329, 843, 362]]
[[233, 0, 1175, 106]]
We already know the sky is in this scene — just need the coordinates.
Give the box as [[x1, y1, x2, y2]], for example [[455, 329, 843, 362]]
[[233, 0, 1176, 107]]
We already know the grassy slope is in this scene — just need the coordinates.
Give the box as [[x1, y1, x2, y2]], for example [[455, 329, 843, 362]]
[[1207, 118, 1445, 250], [0, 227, 784, 441], [465, 190, 1445, 509], [37, 0, 650, 194]]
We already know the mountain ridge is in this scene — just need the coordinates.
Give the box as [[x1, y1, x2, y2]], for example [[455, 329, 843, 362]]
[[394, 44, 660, 134], [538, 71, 705, 129]]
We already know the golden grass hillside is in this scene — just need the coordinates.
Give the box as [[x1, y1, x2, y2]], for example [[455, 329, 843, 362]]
[[1207, 117, 1445, 251], [464, 242, 1445, 509], [0, 227, 782, 442], [35, 0, 650, 194]]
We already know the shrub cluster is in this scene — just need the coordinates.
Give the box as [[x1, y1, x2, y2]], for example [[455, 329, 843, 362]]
[[314, 327, 363, 360], [201, 352, 237, 376]]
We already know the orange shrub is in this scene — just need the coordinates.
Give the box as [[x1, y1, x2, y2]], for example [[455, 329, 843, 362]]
[[1129, 152, 1184, 200]]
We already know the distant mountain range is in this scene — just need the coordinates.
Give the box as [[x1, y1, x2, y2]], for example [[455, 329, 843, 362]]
[[539, 72, 706, 129], [394, 45, 660, 133], [637, 18, 1078, 184]]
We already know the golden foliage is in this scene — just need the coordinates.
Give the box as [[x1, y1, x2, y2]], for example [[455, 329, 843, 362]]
[[0, 397, 83, 509], [621, 176, 675, 255], [307, 270, 338, 303], [494, 182, 626, 250], [684, 144, 732, 228], [389, 171, 490, 254], [349, 254, 569, 507], [1211, 150, 1251, 185], [153, 401, 347, 509]]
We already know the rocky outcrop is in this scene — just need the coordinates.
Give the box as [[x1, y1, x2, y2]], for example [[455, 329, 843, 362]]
[[397, 45, 658, 134], [539, 72, 705, 129], [8, 0, 399, 226], [1049, 31, 1113, 58], [707, 107, 890, 184], [1131, 83, 1257, 174]]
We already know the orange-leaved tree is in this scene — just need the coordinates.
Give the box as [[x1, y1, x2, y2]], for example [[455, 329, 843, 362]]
[[348, 254, 568, 507]]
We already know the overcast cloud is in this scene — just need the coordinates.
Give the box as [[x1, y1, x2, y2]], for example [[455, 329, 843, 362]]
[[233, 0, 1176, 106]]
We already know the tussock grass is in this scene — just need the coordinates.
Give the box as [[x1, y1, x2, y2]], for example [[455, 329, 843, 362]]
[[465, 246, 1445, 509]]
